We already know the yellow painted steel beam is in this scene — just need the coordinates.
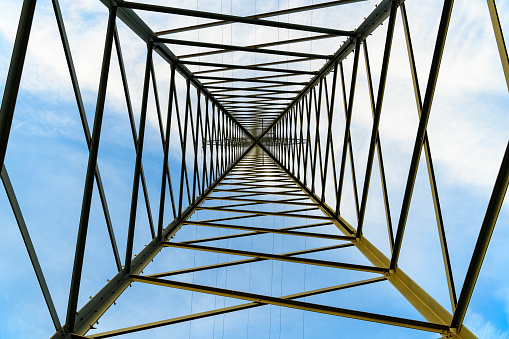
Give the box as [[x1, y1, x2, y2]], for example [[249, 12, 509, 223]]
[[90, 276, 385, 338], [261, 146, 478, 339], [487, 0, 509, 91], [146, 243, 353, 278], [162, 241, 386, 273], [130, 275, 450, 334], [183, 220, 354, 241]]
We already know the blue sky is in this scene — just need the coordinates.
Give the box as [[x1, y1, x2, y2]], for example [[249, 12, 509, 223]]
[[0, 0, 508, 338]]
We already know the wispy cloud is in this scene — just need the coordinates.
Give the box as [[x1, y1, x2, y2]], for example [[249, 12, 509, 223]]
[[0, 0, 507, 338], [466, 312, 509, 339]]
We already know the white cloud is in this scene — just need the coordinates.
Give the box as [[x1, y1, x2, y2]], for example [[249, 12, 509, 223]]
[[1, 0, 508, 338], [466, 312, 509, 339]]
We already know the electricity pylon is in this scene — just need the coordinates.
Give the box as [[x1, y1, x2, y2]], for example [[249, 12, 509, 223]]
[[0, 0, 508, 338]]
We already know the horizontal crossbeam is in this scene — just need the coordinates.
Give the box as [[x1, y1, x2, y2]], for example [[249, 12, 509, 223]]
[[121, 1, 356, 36], [180, 222, 336, 244], [148, 243, 352, 277], [155, 0, 364, 36], [196, 206, 327, 219], [131, 275, 450, 333], [183, 220, 354, 241], [90, 276, 383, 338], [180, 60, 317, 75], [162, 242, 386, 273], [156, 37, 331, 60], [206, 196, 315, 205]]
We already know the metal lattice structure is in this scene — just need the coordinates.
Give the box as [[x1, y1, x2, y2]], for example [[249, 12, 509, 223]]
[[1, 0, 508, 338]]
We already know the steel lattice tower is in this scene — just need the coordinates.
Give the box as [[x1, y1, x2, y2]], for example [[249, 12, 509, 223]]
[[0, 0, 508, 338]]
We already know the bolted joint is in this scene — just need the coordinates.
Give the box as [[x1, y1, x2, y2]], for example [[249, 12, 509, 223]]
[[385, 268, 396, 277]]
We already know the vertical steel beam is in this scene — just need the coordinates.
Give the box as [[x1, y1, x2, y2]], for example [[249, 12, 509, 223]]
[[205, 99, 213, 186], [228, 118, 232, 167], [297, 101, 305, 179], [219, 113, 225, 174], [215, 106, 221, 179], [287, 112, 292, 168], [310, 84, 322, 192], [304, 95, 312, 186], [187, 89, 197, 202], [0, 0, 37, 170], [157, 64, 176, 239], [391, 0, 455, 270], [224, 116, 229, 171], [125, 40, 153, 274], [191, 89, 202, 201], [451, 142, 509, 331], [400, 2, 457, 310], [338, 61, 360, 219], [308, 87, 318, 192], [172, 82, 192, 204], [287, 110, 292, 171], [178, 79, 192, 216], [362, 40, 394, 249], [1, 165, 61, 330], [52, 0, 122, 271], [292, 109, 298, 174], [142, 61, 172, 238], [211, 104, 218, 181], [65, 4, 117, 333], [197, 96, 206, 195], [201, 98, 208, 190], [335, 38, 361, 216], [356, 1, 397, 237], [114, 29, 161, 233], [486, 0, 509, 91], [321, 64, 338, 202], [226, 116, 230, 169]]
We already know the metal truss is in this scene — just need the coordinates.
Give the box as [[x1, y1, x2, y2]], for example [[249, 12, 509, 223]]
[[0, 0, 508, 338]]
